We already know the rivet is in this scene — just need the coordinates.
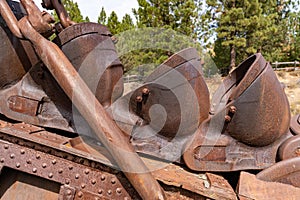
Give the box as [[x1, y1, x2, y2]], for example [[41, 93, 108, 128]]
[[111, 179, 116, 184], [116, 188, 122, 194], [26, 159, 32, 164], [20, 149, 25, 154], [136, 96, 143, 103], [42, 163, 47, 168], [77, 191, 83, 198], [66, 190, 72, 195], [101, 174, 106, 181], [58, 168, 63, 173], [81, 184, 86, 189], [48, 173, 53, 178], [108, 190, 112, 195], [225, 115, 231, 123], [10, 154, 15, 159], [229, 106, 237, 114], [91, 179, 96, 184], [0, 158, 4, 163], [98, 189, 103, 194], [84, 169, 90, 174], [75, 174, 80, 179], [65, 179, 70, 184], [52, 160, 57, 165], [16, 163, 20, 168], [36, 154, 41, 159], [32, 168, 37, 173], [142, 88, 150, 95], [68, 165, 73, 170]]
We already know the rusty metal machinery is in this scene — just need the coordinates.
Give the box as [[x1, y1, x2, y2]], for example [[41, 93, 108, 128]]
[[0, 0, 300, 199]]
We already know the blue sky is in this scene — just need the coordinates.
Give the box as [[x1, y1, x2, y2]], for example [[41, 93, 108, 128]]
[[33, 0, 139, 22]]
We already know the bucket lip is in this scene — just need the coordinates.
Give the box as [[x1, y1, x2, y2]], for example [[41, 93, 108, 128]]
[[210, 53, 268, 114], [145, 47, 201, 83], [229, 53, 268, 100], [55, 22, 111, 46]]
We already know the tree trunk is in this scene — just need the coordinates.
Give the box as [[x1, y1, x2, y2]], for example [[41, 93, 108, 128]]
[[230, 44, 236, 71]]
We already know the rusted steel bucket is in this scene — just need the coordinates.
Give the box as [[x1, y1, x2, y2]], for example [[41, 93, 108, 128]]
[[213, 53, 290, 146], [54, 22, 124, 108], [110, 48, 210, 161], [183, 53, 291, 171]]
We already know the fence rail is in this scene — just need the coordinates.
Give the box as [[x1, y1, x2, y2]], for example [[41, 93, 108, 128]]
[[272, 61, 300, 71]]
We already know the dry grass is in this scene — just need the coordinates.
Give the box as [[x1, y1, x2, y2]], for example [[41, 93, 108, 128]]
[[276, 70, 300, 116]]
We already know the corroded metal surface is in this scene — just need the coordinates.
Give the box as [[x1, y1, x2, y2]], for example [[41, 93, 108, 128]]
[[0, 0, 299, 199], [256, 157, 300, 187], [278, 134, 300, 160], [183, 53, 291, 172], [0, 117, 233, 199], [110, 47, 209, 162], [238, 172, 300, 200], [153, 164, 237, 200], [41, 0, 75, 28], [17, 15, 165, 200], [0, 139, 138, 199], [291, 114, 300, 135]]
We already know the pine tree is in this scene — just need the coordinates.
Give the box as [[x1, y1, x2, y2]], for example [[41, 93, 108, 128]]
[[202, 0, 294, 74], [53, 0, 89, 23], [107, 11, 121, 35], [120, 14, 134, 32], [98, 7, 107, 24], [62, 0, 85, 23]]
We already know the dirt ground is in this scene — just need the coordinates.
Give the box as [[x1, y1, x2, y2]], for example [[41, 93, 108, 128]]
[[276, 70, 300, 116]]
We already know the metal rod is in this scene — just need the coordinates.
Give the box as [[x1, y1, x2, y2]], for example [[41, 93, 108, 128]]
[[0, 0, 23, 38], [17, 16, 165, 200]]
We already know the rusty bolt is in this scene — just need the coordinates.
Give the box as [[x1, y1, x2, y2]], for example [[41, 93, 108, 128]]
[[65, 179, 70, 184], [20, 149, 25, 154], [10, 154, 15, 159], [108, 190, 112, 195], [16, 163, 20, 168], [101, 174, 106, 181], [68, 165, 73, 170], [0, 158, 4, 163], [91, 179, 96, 184], [81, 184, 86, 189], [111, 179, 116, 184], [116, 188, 122, 194], [295, 148, 300, 156], [142, 88, 150, 95], [48, 173, 53, 178], [4, 144, 9, 149], [42, 163, 47, 168], [136, 96, 143, 103], [52, 160, 57, 165], [58, 168, 63, 173], [229, 106, 237, 114], [36, 154, 41, 159], [84, 169, 90, 174], [77, 191, 83, 198], [98, 189, 103, 194], [66, 190, 72, 195], [75, 174, 80, 179], [32, 168, 37, 173], [27, 159, 32, 164], [225, 115, 232, 123]]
